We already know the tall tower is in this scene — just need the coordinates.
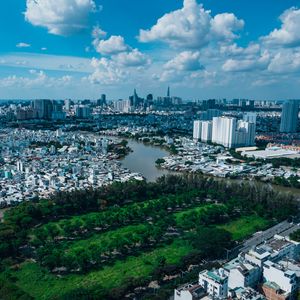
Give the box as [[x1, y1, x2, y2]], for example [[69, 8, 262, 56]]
[[280, 100, 299, 133], [133, 89, 139, 107], [167, 86, 170, 98]]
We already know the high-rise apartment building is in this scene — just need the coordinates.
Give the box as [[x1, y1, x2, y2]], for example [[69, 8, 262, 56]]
[[209, 116, 255, 148], [280, 100, 299, 133], [32, 99, 53, 119], [193, 120, 202, 140], [243, 112, 257, 124], [212, 117, 236, 148], [201, 121, 213, 142]]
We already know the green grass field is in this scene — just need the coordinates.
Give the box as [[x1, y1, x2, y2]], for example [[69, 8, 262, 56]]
[[11, 202, 272, 300], [174, 204, 221, 222], [13, 240, 192, 300], [218, 215, 271, 241], [66, 224, 148, 254]]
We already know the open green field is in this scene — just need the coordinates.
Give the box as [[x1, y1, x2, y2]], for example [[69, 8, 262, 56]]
[[11, 214, 272, 299], [67, 224, 148, 254], [13, 240, 192, 300], [2, 175, 291, 300], [174, 204, 224, 222], [218, 215, 271, 241]]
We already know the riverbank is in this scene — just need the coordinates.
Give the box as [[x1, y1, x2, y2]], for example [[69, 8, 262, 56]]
[[108, 135, 300, 199]]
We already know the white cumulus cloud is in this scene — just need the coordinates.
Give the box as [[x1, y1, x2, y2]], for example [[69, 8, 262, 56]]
[[268, 50, 300, 73], [262, 7, 300, 47], [138, 0, 244, 49], [88, 57, 127, 85], [25, 0, 96, 36], [113, 49, 150, 67], [220, 43, 260, 56], [222, 51, 270, 72], [93, 35, 129, 55], [164, 51, 204, 71]]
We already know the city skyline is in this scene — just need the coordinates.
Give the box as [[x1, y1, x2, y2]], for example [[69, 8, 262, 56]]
[[1, 0, 300, 100]]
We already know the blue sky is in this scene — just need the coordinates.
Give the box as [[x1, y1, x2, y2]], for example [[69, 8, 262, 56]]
[[0, 0, 300, 100]]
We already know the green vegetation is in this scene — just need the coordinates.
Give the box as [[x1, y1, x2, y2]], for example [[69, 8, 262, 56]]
[[0, 174, 297, 299], [268, 157, 300, 169], [13, 241, 192, 300], [273, 175, 300, 189], [218, 215, 271, 241], [290, 229, 300, 242], [155, 158, 165, 165]]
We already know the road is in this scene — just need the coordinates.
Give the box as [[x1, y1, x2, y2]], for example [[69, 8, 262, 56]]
[[240, 220, 300, 253]]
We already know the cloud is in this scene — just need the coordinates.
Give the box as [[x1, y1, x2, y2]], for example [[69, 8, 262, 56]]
[[0, 70, 73, 88], [268, 50, 300, 73], [164, 51, 204, 71], [220, 43, 260, 56], [211, 13, 244, 41], [93, 35, 129, 55], [92, 26, 107, 39], [112, 49, 150, 67], [88, 57, 127, 85], [222, 51, 270, 72], [91, 25, 149, 68], [16, 42, 31, 48], [262, 7, 300, 47], [24, 0, 96, 36], [0, 53, 92, 73], [138, 0, 244, 49]]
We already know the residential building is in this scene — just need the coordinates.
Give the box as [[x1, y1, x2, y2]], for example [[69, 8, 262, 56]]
[[211, 117, 255, 148], [243, 112, 257, 124], [32, 99, 53, 119], [280, 100, 299, 133], [174, 283, 207, 300], [201, 121, 213, 142], [199, 268, 228, 298], [212, 117, 236, 148], [193, 121, 202, 140], [263, 260, 297, 296], [227, 262, 261, 290]]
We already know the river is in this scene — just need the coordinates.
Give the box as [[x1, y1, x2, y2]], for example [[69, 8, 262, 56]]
[[118, 137, 300, 198], [121, 139, 173, 182]]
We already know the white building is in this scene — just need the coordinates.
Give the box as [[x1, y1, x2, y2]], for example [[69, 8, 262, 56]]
[[212, 117, 236, 148], [263, 260, 297, 294], [228, 262, 261, 290], [245, 250, 269, 269], [174, 283, 206, 300], [228, 287, 266, 300], [114, 99, 132, 113], [244, 235, 300, 268], [201, 121, 213, 142], [280, 100, 299, 133], [236, 121, 256, 147], [16, 160, 24, 173], [199, 268, 228, 298], [193, 121, 202, 140], [211, 117, 255, 149]]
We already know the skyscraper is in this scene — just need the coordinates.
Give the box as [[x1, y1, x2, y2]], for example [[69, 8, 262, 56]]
[[193, 121, 202, 140], [32, 99, 53, 119], [211, 116, 255, 148], [167, 86, 170, 98], [280, 100, 299, 133], [201, 121, 213, 142], [243, 112, 257, 124]]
